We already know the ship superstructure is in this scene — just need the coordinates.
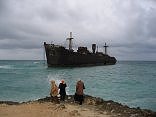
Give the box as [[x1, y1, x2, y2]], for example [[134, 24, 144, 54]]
[[44, 32, 116, 67]]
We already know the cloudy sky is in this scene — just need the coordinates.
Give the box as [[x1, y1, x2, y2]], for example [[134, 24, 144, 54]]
[[0, 0, 156, 60]]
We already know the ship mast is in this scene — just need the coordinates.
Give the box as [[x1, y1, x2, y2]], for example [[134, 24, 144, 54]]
[[104, 42, 109, 55], [66, 32, 73, 50]]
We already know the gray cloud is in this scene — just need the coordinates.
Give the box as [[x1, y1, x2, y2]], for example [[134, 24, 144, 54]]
[[0, 0, 156, 60]]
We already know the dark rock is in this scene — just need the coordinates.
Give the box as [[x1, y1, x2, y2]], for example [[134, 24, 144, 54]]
[[0, 101, 19, 105], [37, 96, 52, 103]]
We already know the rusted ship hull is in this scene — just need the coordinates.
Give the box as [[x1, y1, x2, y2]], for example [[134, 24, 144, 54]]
[[44, 43, 117, 67]]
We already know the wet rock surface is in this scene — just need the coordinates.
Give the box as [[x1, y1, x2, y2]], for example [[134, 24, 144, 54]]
[[1, 95, 156, 117], [0, 101, 19, 105]]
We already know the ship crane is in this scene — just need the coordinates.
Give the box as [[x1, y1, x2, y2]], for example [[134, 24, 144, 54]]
[[103, 43, 109, 55], [66, 32, 74, 50]]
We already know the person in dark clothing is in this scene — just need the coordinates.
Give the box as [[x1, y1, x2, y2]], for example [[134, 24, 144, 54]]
[[74, 80, 85, 105], [59, 80, 67, 101]]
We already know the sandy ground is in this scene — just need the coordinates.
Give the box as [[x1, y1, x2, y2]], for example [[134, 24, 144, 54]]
[[0, 102, 113, 117]]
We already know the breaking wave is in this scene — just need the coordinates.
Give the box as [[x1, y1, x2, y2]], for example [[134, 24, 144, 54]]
[[33, 62, 40, 64], [0, 65, 13, 69], [47, 74, 61, 85], [47, 73, 69, 95]]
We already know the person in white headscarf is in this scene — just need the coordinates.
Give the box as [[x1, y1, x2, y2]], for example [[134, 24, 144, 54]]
[[50, 80, 59, 103]]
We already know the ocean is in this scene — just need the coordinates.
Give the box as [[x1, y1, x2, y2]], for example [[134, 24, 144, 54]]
[[0, 60, 156, 111]]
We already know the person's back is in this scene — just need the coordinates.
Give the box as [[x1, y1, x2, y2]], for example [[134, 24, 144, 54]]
[[50, 80, 59, 103], [50, 80, 58, 97], [59, 80, 67, 101], [76, 80, 85, 95], [75, 80, 85, 105]]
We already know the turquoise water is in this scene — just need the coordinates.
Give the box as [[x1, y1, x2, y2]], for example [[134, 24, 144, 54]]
[[0, 60, 156, 111]]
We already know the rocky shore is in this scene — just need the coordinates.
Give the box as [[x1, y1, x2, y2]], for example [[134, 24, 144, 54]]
[[0, 95, 156, 117]]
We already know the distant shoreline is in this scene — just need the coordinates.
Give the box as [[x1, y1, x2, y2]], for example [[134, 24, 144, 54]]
[[0, 95, 156, 117]]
